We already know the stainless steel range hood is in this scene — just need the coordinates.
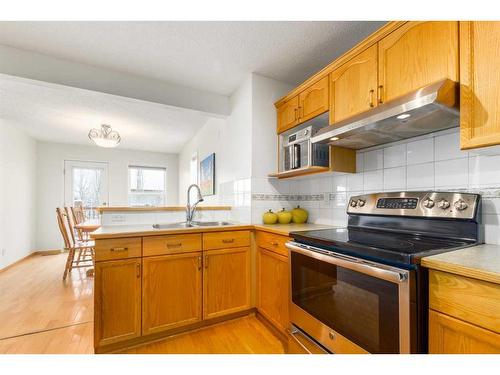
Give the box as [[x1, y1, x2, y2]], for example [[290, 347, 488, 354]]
[[311, 79, 459, 149]]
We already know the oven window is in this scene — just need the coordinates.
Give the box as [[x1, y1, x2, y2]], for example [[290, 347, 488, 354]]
[[291, 251, 400, 353]]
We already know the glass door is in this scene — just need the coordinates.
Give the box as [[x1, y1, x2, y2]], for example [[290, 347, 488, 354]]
[[290, 247, 409, 353], [64, 160, 109, 220]]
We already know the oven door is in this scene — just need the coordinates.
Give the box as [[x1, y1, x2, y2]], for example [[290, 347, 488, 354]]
[[287, 242, 411, 354]]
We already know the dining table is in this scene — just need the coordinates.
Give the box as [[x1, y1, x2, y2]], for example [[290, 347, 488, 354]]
[[74, 219, 101, 277]]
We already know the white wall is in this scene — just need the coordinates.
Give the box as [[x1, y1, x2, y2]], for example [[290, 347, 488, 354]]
[[178, 76, 253, 205], [0, 120, 37, 269], [36, 141, 179, 250], [178, 74, 293, 223], [251, 74, 294, 179]]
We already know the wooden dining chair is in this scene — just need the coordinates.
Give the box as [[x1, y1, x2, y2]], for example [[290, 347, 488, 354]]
[[57, 208, 94, 280], [67, 207, 91, 243]]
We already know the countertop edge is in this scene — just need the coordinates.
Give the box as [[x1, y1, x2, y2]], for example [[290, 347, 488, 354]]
[[91, 223, 337, 239], [97, 206, 232, 213], [422, 245, 500, 285]]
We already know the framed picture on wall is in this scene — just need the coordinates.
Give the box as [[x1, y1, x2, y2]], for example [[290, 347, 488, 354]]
[[199, 153, 215, 196]]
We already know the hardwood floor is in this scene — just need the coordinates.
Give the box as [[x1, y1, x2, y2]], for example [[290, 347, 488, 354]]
[[121, 315, 286, 354], [0, 253, 285, 354]]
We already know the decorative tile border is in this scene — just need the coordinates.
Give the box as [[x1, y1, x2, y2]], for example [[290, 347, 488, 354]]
[[252, 193, 324, 201], [252, 188, 500, 202]]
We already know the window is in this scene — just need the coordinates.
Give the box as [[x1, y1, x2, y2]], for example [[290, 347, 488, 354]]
[[128, 166, 167, 207]]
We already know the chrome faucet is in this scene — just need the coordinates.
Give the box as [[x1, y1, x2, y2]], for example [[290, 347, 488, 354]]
[[186, 184, 204, 224]]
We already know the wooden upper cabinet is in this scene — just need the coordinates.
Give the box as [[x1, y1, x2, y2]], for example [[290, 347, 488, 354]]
[[142, 253, 202, 335], [378, 21, 459, 103], [460, 21, 500, 149], [329, 44, 378, 124], [94, 258, 142, 348], [203, 247, 251, 320], [277, 96, 299, 134], [298, 76, 329, 123]]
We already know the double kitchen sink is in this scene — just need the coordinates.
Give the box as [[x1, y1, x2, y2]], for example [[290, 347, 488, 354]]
[[152, 221, 232, 229]]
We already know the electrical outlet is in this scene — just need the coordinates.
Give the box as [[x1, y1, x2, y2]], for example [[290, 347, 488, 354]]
[[110, 214, 126, 223], [1, 248, 6, 257]]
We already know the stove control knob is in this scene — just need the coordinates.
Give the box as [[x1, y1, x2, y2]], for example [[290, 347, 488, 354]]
[[423, 198, 435, 208], [357, 199, 366, 207], [350, 199, 358, 208], [438, 199, 450, 210], [454, 199, 468, 211]]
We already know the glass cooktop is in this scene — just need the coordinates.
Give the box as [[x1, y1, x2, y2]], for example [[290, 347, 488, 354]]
[[290, 227, 475, 267]]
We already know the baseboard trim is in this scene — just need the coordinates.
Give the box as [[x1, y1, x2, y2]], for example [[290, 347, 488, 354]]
[[0, 253, 35, 273], [34, 249, 65, 256]]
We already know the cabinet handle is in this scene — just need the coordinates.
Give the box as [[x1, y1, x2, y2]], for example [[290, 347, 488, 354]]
[[204, 255, 209, 269], [166, 242, 182, 248], [136, 263, 141, 278], [369, 89, 375, 108], [197, 256, 202, 271], [299, 106, 303, 120], [294, 108, 298, 121], [377, 85, 384, 104], [270, 241, 279, 246], [110, 247, 128, 252], [222, 238, 235, 244]]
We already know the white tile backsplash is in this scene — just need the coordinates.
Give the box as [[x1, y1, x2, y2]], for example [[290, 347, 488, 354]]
[[406, 138, 434, 165], [363, 169, 384, 191], [407, 162, 434, 189], [383, 166, 406, 191], [384, 144, 406, 168], [435, 158, 468, 188], [469, 154, 500, 187], [434, 130, 467, 161], [364, 149, 384, 171]]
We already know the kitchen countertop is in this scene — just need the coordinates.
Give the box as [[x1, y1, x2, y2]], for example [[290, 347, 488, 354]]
[[421, 244, 500, 285], [91, 222, 336, 240]]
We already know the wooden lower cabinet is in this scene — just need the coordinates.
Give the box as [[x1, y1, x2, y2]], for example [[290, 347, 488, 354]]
[[429, 310, 500, 354], [94, 258, 142, 348], [142, 253, 202, 335], [203, 247, 251, 319], [257, 247, 289, 333]]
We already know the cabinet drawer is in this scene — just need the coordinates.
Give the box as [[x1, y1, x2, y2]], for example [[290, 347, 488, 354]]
[[256, 231, 290, 257], [203, 231, 250, 250], [143, 234, 202, 256], [429, 270, 500, 334], [94, 237, 142, 262]]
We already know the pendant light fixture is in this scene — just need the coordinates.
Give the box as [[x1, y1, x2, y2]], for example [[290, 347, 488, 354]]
[[88, 124, 121, 148]]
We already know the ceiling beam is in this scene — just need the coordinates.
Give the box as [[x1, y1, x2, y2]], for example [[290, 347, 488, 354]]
[[0, 44, 230, 116]]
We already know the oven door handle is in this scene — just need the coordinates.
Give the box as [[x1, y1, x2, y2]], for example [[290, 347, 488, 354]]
[[286, 242, 409, 284]]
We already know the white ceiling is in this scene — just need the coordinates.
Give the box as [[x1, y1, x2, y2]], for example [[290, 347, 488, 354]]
[[0, 75, 211, 153], [0, 21, 386, 96]]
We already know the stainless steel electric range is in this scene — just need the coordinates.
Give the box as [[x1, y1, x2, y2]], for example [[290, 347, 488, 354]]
[[286, 191, 482, 354]]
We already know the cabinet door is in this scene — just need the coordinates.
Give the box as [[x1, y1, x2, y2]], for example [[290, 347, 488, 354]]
[[298, 76, 329, 123], [277, 96, 299, 134], [94, 258, 142, 347], [378, 21, 458, 103], [429, 310, 500, 354], [330, 44, 378, 124], [460, 21, 500, 149], [203, 247, 251, 319], [257, 247, 289, 332], [142, 253, 202, 335]]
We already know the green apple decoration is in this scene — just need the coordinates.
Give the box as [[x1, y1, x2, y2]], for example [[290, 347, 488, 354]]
[[262, 209, 278, 225], [291, 205, 309, 224], [277, 208, 292, 224]]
